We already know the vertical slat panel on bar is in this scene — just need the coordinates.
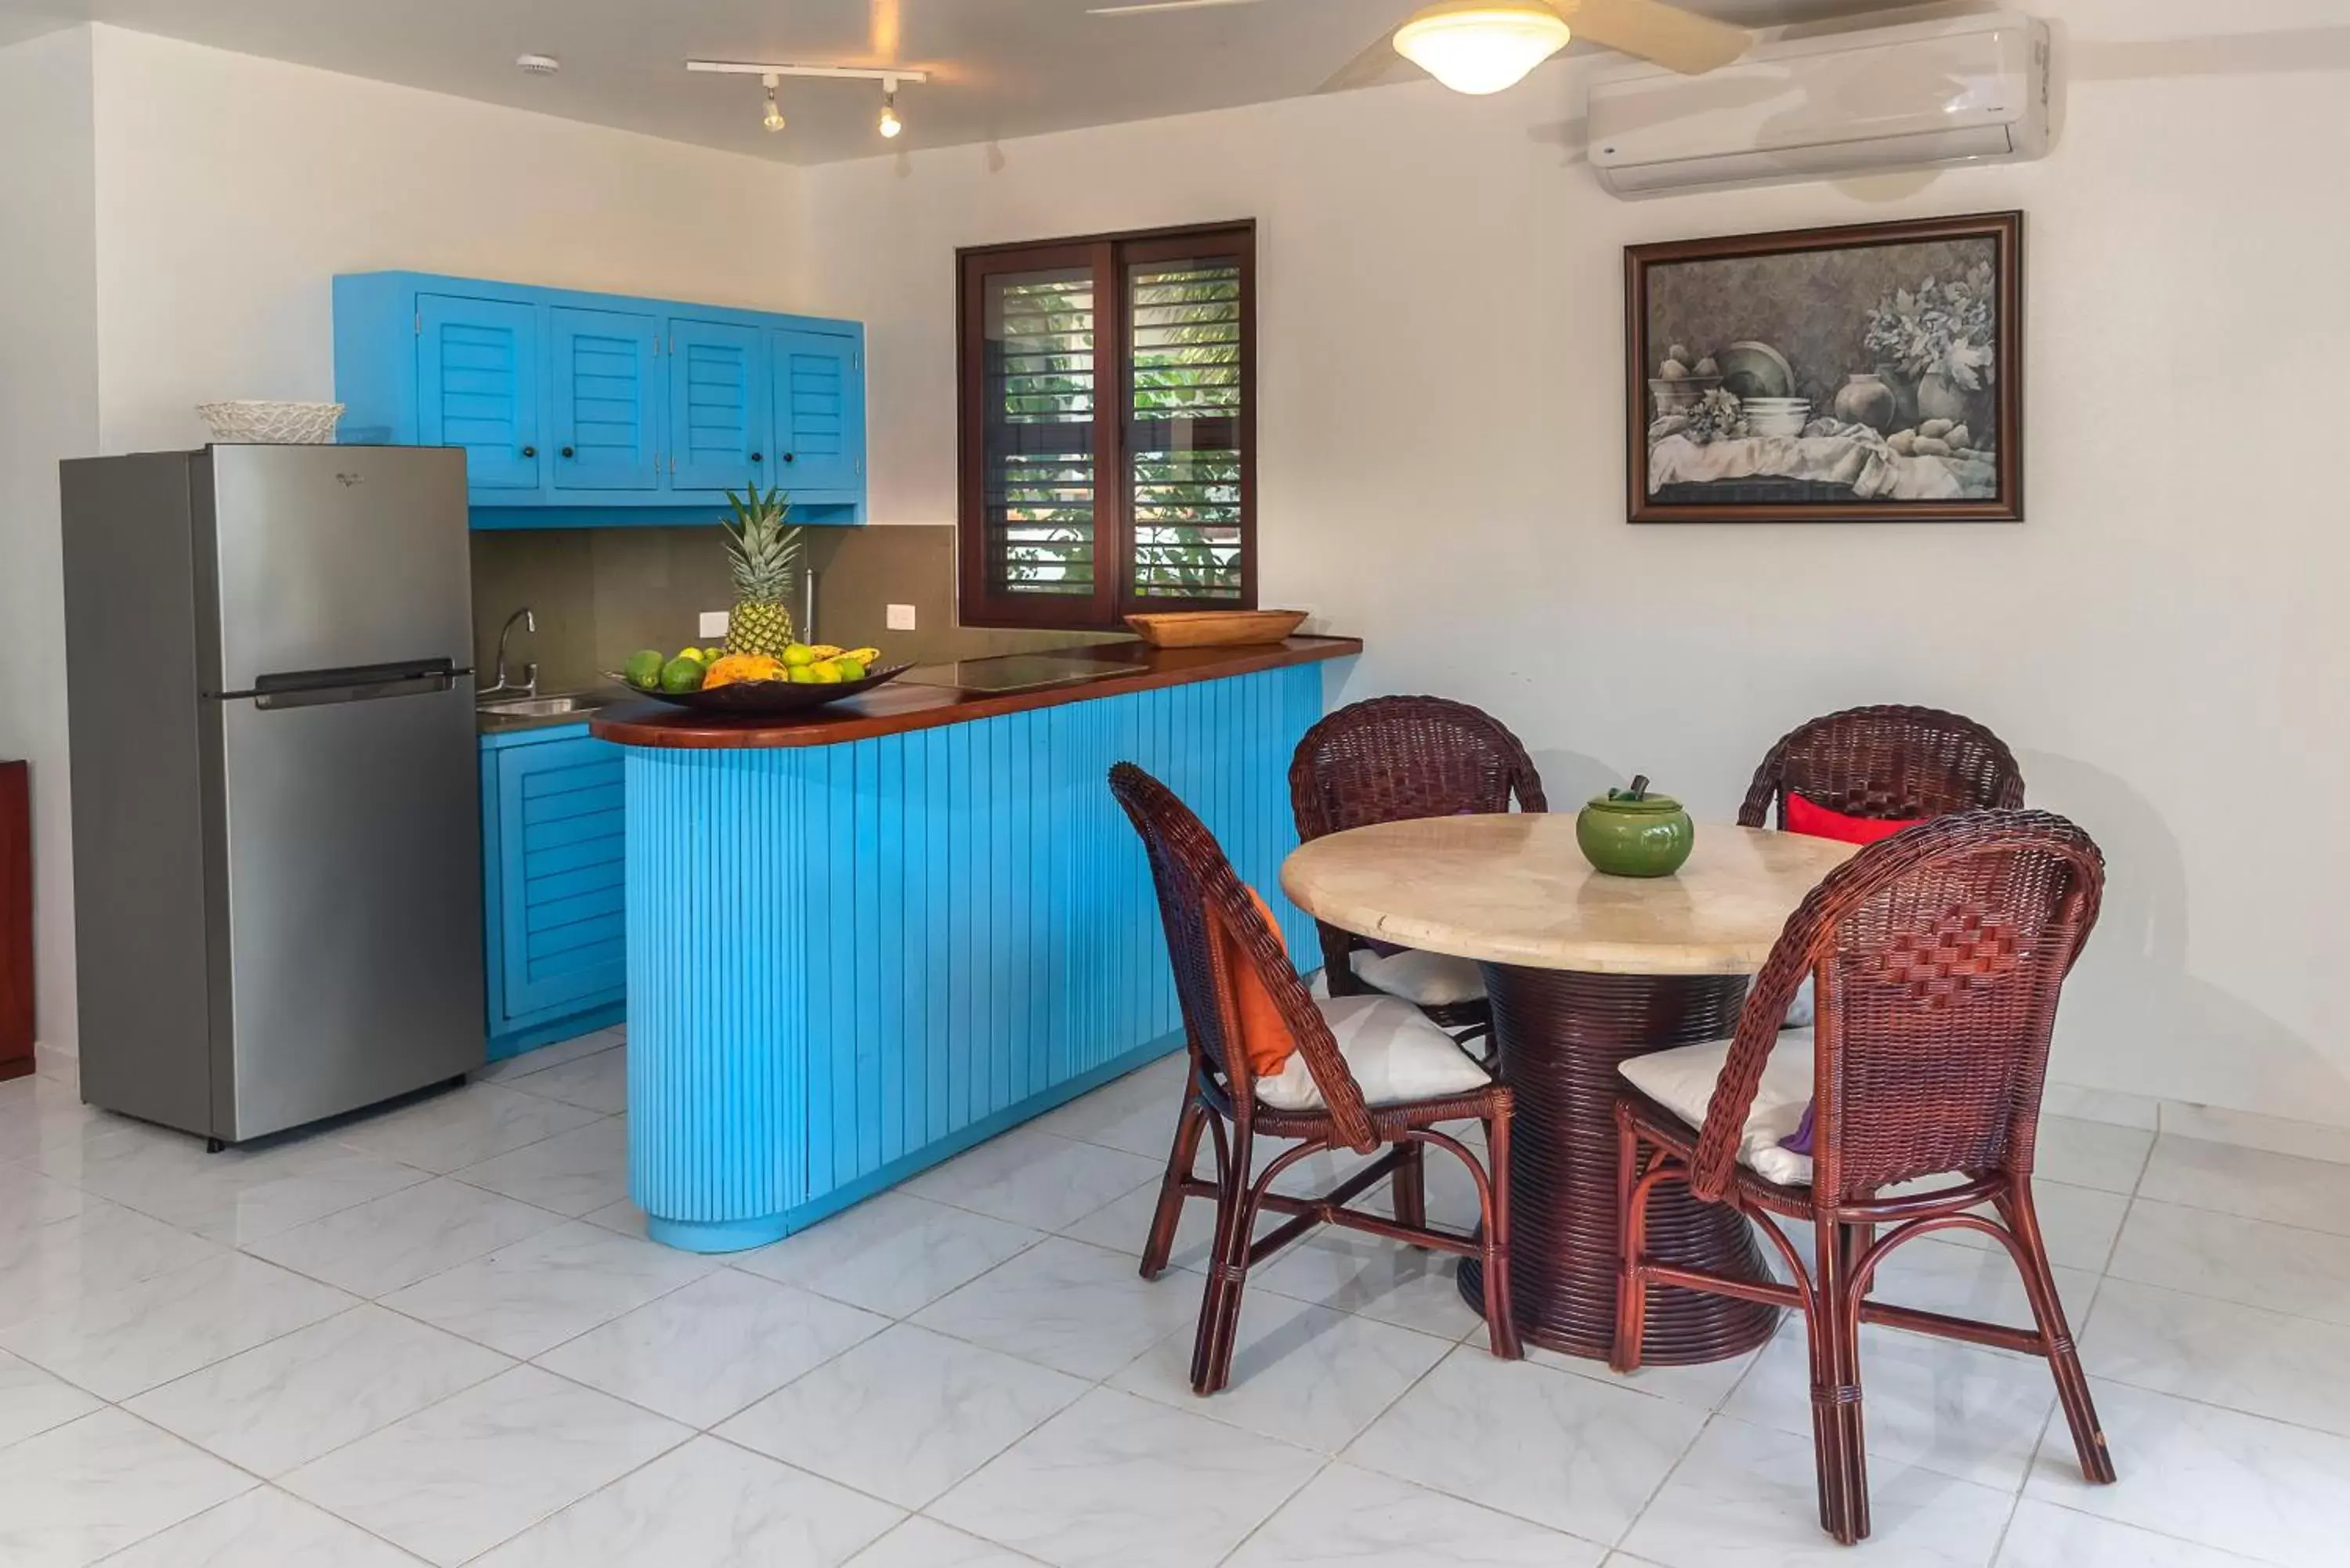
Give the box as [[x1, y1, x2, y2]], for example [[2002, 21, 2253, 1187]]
[[826, 746, 861, 1187], [863, 736, 898, 1168], [1003, 709, 1032, 1106], [900, 728, 932, 1151], [988, 712, 1014, 1118], [1027, 706, 1054, 1103], [948, 719, 975, 1134], [625, 662, 1347, 1252], [797, 749, 833, 1195], [628, 750, 809, 1250]]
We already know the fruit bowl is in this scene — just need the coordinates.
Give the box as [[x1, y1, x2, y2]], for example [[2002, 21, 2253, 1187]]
[[608, 663, 912, 716]]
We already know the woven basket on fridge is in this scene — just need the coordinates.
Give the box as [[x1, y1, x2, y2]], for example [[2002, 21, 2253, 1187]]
[[195, 400, 347, 444]]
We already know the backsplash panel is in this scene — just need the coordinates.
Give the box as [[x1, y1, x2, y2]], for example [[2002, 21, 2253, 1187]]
[[471, 524, 1119, 695]]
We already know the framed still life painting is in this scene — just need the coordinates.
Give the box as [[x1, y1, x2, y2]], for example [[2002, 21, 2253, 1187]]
[[1626, 211, 2023, 524]]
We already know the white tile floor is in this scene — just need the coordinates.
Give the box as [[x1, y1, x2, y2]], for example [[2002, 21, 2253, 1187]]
[[4, 1035, 2347, 1566]]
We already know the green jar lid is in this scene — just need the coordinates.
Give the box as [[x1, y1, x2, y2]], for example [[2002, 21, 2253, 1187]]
[[1585, 775, 1683, 815]]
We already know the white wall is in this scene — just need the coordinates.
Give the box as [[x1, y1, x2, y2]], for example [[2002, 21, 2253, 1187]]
[[0, 25, 100, 1054], [798, 1, 2350, 1125], [89, 27, 807, 452]]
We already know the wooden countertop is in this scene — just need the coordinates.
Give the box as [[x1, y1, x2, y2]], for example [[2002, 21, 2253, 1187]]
[[589, 635, 1363, 750]]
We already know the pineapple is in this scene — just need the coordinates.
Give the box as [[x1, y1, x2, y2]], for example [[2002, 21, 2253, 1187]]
[[719, 484, 803, 659]]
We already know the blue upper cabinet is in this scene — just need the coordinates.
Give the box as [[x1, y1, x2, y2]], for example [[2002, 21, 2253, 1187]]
[[669, 318, 768, 494], [772, 328, 865, 498], [417, 295, 541, 491], [550, 307, 660, 492], [334, 272, 866, 528]]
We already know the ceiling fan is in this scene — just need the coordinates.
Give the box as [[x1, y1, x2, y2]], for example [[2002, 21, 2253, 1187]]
[[1086, 0, 1751, 96]]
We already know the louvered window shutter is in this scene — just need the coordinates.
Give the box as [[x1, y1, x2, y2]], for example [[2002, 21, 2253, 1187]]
[[960, 224, 1254, 630]]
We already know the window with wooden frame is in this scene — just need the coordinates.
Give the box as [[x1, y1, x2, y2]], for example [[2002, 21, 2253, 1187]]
[[957, 222, 1255, 630]]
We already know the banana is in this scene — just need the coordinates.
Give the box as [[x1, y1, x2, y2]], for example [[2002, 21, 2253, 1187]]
[[805, 644, 844, 659], [841, 647, 882, 666]]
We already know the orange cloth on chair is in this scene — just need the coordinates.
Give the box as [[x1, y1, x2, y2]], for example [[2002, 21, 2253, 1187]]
[[1217, 886, 1298, 1079]]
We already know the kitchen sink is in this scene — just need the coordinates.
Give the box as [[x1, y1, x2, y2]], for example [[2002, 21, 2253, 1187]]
[[477, 694, 608, 718]]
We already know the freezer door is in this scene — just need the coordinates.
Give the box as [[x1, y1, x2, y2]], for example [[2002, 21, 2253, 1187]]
[[215, 677, 485, 1138], [208, 445, 472, 695]]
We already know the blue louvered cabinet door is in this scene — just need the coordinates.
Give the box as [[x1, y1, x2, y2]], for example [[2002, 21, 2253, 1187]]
[[494, 735, 627, 1023], [770, 328, 864, 497], [670, 319, 771, 495], [417, 294, 540, 492], [550, 306, 660, 491]]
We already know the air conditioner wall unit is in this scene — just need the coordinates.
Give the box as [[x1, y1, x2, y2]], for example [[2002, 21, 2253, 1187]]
[[1588, 12, 2052, 200]]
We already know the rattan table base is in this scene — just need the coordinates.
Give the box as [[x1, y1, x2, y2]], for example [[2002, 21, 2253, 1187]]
[[1457, 964, 1782, 1364]]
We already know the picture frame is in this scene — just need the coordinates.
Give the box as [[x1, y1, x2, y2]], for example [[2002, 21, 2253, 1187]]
[[1625, 211, 2023, 525]]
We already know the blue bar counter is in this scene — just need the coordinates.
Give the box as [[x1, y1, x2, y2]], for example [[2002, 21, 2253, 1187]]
[[590, 637, 1361, 1252]]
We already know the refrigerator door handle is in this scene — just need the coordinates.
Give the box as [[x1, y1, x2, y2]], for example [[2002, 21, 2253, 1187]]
[[230, 657, 469, 710]]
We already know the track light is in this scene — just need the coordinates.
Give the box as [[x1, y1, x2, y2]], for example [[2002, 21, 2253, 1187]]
[[685, 60, 930, 139]]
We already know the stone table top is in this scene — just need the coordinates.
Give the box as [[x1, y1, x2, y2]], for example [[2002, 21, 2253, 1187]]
[[1279, 815, 1857, 976]]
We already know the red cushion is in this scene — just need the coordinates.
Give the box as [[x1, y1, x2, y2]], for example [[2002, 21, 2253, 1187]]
[[1786, 792, 1922, 845]]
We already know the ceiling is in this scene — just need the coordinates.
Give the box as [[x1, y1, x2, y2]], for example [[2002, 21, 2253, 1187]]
[[1, 0, 1916, 164]]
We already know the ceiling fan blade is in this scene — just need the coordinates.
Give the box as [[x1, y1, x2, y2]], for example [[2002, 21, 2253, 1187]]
[[1556, 0, 1749, 74], [1087, 0, 1270, 14], [1315, 27, 1411, 94]]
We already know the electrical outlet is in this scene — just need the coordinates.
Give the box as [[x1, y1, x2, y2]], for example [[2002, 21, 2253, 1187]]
[[886, 603, 918, 631], [699, 610, 730, 638]]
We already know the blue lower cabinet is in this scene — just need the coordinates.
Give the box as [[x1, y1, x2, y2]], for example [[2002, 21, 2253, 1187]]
[[482, 726, 626, 1060]]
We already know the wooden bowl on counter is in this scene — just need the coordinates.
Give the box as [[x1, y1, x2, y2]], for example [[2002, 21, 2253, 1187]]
[[1123, 609, 1308, 648]]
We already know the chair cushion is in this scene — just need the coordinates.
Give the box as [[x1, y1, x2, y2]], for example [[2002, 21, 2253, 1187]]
[[1618, 1032, 1817, 1186], [1217, 885, 1303, 1079], [1349, 946, 1488, 1007], [1256, 993, 1492, 1113], [1786, 792, 1921, 846]]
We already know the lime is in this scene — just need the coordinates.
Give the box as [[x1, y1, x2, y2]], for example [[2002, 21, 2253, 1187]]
[[808, 660, 844, 685], [675, 648, 707, 667], [659, 656, 706, 694], [833, 657, 866, 682], [787, 665, 819, 685], [623, 649, 665, 690], [782, 644, 817, 668]]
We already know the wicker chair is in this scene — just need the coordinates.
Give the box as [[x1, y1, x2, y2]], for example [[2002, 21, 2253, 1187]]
[[1612, 811, 2113, 1545], [1289, 696, 1547, 1033], [1738, 705, 2024, 830], [1110, 761, 1522, 1393]]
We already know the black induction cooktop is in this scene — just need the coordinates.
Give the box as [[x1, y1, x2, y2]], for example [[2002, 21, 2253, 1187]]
[[900, 653, 1148, 695]]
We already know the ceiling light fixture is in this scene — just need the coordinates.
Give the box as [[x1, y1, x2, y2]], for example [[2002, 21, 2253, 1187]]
[[687, 60, 930, 139], [515, 53, 561, 76], [1392, 1, 1572, 96]]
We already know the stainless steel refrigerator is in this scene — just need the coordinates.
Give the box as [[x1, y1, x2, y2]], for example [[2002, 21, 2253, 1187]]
[[60, 445, 485, 1145]]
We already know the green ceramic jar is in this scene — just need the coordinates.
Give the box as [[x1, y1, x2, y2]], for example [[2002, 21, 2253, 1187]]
[[1576, 776, 1695, 878]]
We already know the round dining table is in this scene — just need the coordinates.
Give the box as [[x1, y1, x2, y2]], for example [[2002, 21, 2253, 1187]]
[[1281, 814, 1856, 1364]]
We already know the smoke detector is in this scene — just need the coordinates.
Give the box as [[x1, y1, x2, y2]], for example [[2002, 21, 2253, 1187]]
[[516, 53, 561, 75]]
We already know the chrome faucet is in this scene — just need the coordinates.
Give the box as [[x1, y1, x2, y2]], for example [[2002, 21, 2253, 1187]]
[[481, 607, 539, 701]]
